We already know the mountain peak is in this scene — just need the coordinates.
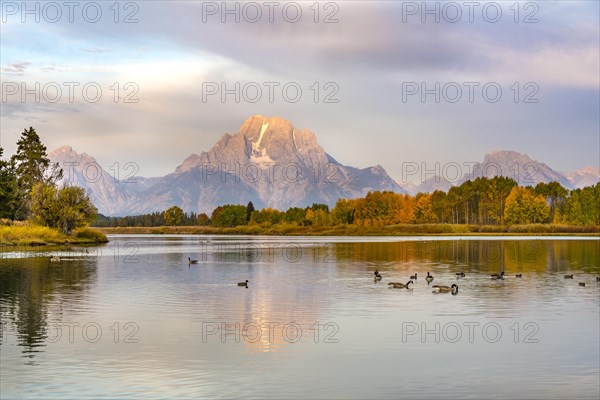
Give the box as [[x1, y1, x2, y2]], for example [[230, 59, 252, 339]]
[[483, 150, 530, 162], [50, 145, 96, 164], [50, 145, 75, 155], [563, 166, 600, 188], [239, 115, 296, 150], [575, 166, 600, 175], [140, 115, 403, 213]]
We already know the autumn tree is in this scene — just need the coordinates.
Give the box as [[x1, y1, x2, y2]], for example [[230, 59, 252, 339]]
[[504, 186, 550, 225], [284, 207, 307, 225], [414, 193, 437, 223], [249, 208, 284, 226], [197, 213, 210, 226], [164, 205, 184, 226], [535, 181, 568, 223], [565, 184, 600, 225], [332, 198, 355, 224], [30, 183, 97, 234], [211, 204, 247, 227]]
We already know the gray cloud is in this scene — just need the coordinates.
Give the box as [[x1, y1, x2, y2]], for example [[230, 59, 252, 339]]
[[0, 1, 598, 178], [0, 61, 31, 76]]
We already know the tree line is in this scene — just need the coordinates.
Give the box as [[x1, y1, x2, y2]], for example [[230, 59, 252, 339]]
[[93, 176, 599, 228], [0, 127, 97, 234]]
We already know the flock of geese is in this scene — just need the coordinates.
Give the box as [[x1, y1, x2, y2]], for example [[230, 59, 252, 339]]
[[376, 269, 460, 295], [374, 268, 600, 294], [52, 254, 599, 290]]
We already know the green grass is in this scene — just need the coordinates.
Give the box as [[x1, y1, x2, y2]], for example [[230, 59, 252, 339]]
[[0, 225, 108, 246], [95, 223, 600, 236]]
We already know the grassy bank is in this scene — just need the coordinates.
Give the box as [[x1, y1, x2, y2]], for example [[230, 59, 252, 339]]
[[95, 223, 600, 236], [0, 225, 108, 246]]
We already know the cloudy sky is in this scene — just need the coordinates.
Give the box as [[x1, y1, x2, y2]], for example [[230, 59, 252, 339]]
[[1, 1, 598, 182]]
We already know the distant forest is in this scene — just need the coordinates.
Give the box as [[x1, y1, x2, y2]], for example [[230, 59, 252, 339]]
[[93, 177, 600, 228]]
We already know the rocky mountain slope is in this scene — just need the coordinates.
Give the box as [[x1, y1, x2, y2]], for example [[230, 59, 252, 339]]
[[50, 115, 403, 215]]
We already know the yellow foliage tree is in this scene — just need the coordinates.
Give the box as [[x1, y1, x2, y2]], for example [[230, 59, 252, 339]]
[[504, 187, 550, 225]]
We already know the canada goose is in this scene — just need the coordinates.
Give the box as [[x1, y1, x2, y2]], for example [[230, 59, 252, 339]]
[[564, 274, 573, 279], [455, 272, 465, 278], [238, 280, 249, 287], [374, 273, 383, 281], [596, 277, 600, 282], [410, 273, 417, 280], [49, 256, 60, 262], [432, 284, 458, 294], [425, 272, 434, 283], [374, 269, 379, 276], [515, 274, 522, 278], [388, 280, 414, 289], [579, 282, 586, 287], [491, 271, 505, 280], [188, 257, 198, 264]]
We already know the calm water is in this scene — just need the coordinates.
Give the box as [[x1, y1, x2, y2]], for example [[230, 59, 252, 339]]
[[1, 235, 599, 399]]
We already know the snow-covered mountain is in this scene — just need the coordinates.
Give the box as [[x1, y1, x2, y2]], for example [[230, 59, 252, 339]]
[[50, 115, 403, 215]]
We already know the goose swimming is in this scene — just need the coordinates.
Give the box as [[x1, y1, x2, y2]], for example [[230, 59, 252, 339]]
[[388, 280, 414, 289], [432, 284, 458, 294], [425, 272, 434, 284]]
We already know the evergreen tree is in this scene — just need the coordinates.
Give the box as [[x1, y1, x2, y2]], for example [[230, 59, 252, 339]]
[[10, 127, 62, 219], [246, 201, 255, 222], [0, 147, 19, 219]]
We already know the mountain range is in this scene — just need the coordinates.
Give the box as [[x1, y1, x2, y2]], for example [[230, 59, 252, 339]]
[[49, 115, 599, 216], [401, 150, 598, 195]]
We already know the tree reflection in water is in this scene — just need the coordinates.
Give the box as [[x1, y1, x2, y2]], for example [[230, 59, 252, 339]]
[[0, 250, 98, 360]]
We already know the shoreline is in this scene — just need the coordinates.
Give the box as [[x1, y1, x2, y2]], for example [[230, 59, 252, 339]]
[[0, 226, 108, 247], [94, 224, 600, 237]]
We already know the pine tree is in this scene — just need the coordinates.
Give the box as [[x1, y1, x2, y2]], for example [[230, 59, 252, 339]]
[[0, 147, 19, 219], [10, 127, 63, 219], [246, 201, 255, 222]]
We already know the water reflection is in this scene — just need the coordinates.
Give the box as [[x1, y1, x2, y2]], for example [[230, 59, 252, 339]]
[[0, 252, 98, 360], [0, 237, 598, 399]]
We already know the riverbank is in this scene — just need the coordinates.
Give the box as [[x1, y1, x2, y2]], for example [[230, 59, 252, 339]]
[[95, 224, 600, 236], [0, 225, 109, 246]]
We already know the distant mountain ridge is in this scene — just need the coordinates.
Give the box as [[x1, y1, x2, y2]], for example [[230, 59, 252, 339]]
[[49, 117, 599, 215], [400, 150, 598, 195], [50, 115, 402, 215]]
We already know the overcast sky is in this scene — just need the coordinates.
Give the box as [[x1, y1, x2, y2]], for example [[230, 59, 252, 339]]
[[1, 1, 598, 182]]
